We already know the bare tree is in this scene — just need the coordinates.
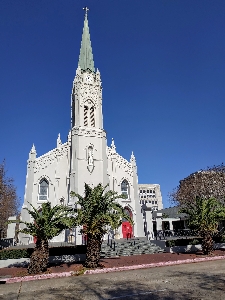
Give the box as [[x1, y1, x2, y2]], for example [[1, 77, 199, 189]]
[[170, 164, 225, 206], [0, 161, 19, 238]]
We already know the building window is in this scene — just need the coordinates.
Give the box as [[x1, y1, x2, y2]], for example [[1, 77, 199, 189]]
[[144, 196, 146, 198], [147, 190, 149, 193], [121, 180, 129, 199], [90, 106, 95, 127], [152, 201, 154, 204], [153, 190, 155, 194], [143, 190, 146, 193], [84, 106, 88, 126], [39, 179, 49, 201], [140, 190, 142, 193], [88, 146, 94, 166], [155, 201, 157, 204]]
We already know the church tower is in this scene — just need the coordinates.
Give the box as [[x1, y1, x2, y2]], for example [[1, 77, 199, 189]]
[[69, 8, 109, 201]]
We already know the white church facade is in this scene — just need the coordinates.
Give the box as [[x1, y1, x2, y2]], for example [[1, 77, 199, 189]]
[[20, 10, 162, 244]]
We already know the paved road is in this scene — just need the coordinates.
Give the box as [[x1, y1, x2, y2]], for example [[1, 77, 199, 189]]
[[0, 259, 225, 300]]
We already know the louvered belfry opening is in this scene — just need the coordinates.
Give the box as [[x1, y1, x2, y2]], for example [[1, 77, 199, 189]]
[[90, 106, 95, 127], [84, 106, 88, 126]]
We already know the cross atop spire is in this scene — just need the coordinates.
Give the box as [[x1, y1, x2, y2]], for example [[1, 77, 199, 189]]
[[83, 6, 89, 16], [78, 7, 95, 73]]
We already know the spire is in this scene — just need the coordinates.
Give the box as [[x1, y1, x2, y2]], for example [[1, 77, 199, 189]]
[[78, 7, 95, 73]]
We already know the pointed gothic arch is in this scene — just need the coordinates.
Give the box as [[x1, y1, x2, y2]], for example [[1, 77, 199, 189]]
[[122, 206, 133, 238], [84, 105, 88, 126], [38, 178, 49, 201], [83, 99, 95, 127], [120, 179, 130, 199]]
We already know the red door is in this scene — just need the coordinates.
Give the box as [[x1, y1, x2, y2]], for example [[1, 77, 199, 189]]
[[122, 221, 133, 238], [122, 207, 133, 238]]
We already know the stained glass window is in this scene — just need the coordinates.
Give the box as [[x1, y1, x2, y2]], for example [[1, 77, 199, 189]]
[[121, 180, 129, 199], [39, 179, 48, 200]]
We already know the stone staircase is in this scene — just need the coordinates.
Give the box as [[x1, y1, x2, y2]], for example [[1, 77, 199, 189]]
[[101, 238, 164, 258]]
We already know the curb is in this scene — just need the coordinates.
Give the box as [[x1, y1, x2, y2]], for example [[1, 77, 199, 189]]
[[0, 271, 74, 284], [84, 255, 225, 274], [1, 255, 225, 284]]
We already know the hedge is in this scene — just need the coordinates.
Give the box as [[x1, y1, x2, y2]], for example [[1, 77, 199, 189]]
[[0, 245, 87, 260], [166, 238, 203, 247], [0, 249, 30, 260], [166, 235, 225, 247]]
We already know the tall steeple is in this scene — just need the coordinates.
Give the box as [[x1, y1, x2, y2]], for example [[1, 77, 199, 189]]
[[78, 7, 95, 73]]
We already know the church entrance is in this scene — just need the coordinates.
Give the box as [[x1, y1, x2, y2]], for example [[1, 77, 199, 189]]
[[122, 207, 133, 238]]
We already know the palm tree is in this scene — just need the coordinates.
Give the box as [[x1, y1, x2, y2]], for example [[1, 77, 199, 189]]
[[19, 202, 74, 274], [180, 197, 225, 255], [70, 183, 133, 268]]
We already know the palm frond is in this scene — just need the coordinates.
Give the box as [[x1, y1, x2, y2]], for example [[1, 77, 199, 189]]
[[70, 183, 134, 238]]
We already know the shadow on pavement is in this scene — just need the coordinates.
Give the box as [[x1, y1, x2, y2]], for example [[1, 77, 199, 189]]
[[1, 262, 225, 299]]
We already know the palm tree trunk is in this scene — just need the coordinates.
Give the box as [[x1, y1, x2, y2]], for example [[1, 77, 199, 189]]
[[84, 234, 102, 268], [202, 231, 214, 255], [28, 239, 49, 274]]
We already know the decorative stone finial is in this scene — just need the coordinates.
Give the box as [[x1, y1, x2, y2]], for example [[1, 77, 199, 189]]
[[67, 130, 71, 143], [111, 138, 116, 152], [130, 151, 136, 166], [57, 133, 62, 148], [29, 143, 36, 160], [30, 144, 36, 154], [96, 68, 101, 82], [76, 65, 81, 75]]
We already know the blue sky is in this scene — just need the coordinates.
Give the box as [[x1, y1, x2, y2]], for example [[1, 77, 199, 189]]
[[1, 0, 225, 209]]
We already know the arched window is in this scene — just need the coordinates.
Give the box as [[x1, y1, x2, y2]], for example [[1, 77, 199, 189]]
[[90, 106, 95, 127], [88, 146, 94, 166], [122, 207, 132, 222], [84, 99, 95, 128], [121, 180, 129, 199], [84, 106, 88, 126], [39, 179, 49, 201]]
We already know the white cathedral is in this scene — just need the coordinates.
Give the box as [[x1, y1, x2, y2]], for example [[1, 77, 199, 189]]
[[20, 10, 146, 244]]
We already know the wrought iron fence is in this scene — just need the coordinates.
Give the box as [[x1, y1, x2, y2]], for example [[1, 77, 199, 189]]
[[154, 229, 198, 240], [0, 238, 14, 250]]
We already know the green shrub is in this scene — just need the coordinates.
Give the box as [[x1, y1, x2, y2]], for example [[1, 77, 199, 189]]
[[0, 245, 87, 260], [166, 238, 203, 247], [220, 235, 225, 243], [214, 235, 225, 243], [0, 249, 30, 260], [167, 240, 176, 247], [190, 239, 200, 245]]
